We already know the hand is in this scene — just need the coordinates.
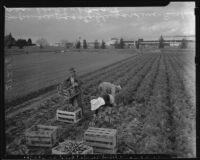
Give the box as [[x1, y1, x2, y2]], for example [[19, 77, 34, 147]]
[[73, 83, 78, 87], [93, 114, 97, 120]]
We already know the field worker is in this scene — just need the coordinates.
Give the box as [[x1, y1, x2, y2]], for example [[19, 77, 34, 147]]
[[98, 82, 121, 106], [68, 67, 84, 114], [91, 93, 115, 120]]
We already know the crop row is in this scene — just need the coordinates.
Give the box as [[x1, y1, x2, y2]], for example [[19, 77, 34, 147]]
[[134, 55, 173, 154], [169, 54, 195, 82], [164, 54, 195, 157], [167, 55, 195, 108], [116, 54, 159, 105], [82, 54, 155, 96]]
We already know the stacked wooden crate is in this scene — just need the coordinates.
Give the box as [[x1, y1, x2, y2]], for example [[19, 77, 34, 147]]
[[84, 127, 117, 154], [56, 104, 82, 123], [52, 140, 93, 154], [25, 125, 59, 147]]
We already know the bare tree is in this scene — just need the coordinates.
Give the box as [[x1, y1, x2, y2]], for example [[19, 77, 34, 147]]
[[36, 38, 49, 48]]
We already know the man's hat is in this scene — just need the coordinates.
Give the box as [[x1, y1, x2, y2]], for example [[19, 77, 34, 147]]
[[91, 97, 105, 111]]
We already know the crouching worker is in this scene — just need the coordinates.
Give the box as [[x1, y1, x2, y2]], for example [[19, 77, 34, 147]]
[[98, 82, 121, 106], [90, 94, 115, 121]]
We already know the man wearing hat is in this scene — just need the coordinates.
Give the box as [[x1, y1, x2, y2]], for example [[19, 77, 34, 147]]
[[98, 82, 121, 106], [65, 67, 84, 114], [90, 93, 115, 121]]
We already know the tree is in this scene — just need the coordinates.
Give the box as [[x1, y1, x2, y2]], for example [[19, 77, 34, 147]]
[[36, 38, 49, 48], [76, 40, 81, 49], [119, 38, 125, 49], [94, 40, 99, 49], [158, 35, 164, 49], [135, 41, 139, 49], [83, 40, 87, 49], [27, 38, 32, 46], [4, 33, 16, 48], [114, 40, 119, 49], [16, 39, 28, 49], [180, 38, 188, 49], [101, 40, 106, 49]]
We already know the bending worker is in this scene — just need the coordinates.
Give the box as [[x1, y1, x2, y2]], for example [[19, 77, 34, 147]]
[[98, 82, 121, 106]]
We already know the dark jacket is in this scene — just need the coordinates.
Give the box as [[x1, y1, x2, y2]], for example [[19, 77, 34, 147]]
[[64, 74, 83, 90], [95, 94, 113, 115]]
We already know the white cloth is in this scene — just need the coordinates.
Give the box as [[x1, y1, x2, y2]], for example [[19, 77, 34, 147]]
[[70, 77, 75, 85], [91, 97, 105, 111]]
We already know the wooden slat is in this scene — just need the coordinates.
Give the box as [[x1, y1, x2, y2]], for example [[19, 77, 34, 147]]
[[85, 130, 112, 136], [57, 112, 75, 117], [57, 116, 74, 122], [57, 110, 75, 116], [93, 146, 117, 154], [85, 140, 114, 149], [27, 137, 51, 142], [84, 133, 112, 140], [84, 135, 115, 144], [26, 134, 51, 138], [87, 127, 116, 135]]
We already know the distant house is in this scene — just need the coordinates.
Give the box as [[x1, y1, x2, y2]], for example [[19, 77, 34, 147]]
[[87, 42, 95, 48], [163, 35, 195, 48], [65, 42, 74, 49], [106, 38, 120, 48], [139, 41, 159, 48], [124, 41, 136, 48]]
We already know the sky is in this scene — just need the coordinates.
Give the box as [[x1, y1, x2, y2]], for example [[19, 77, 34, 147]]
[[4, 2, 195, 44]]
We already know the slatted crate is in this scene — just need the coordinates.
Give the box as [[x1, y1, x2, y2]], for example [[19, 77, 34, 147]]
[[52, 140, 93, 154], [56, 107, 82, 123], [25, 125, 59, 147], [84, 127, 117, 154]]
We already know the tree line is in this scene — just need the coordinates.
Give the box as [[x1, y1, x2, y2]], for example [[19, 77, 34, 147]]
[[4, 33, 35, 49], [5, 33, 188, 50]]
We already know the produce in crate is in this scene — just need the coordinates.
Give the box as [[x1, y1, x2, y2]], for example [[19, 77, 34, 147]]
[[59, 103, 79, 112], [52, 140, 93, 154]]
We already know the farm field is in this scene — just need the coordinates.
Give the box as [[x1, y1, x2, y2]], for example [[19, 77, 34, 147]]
[[5, 48, 195, 157], [5, 49, 135, 104]]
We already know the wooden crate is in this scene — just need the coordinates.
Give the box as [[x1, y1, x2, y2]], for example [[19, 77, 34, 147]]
[[25, 125, 59, 147], [52, 140, 93, 154], [56, 107, 82, 123], [84, 127, 117, 154]]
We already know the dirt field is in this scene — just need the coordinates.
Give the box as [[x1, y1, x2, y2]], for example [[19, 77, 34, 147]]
[[5, 49, 134, 103], [5, 48, 195, 157]]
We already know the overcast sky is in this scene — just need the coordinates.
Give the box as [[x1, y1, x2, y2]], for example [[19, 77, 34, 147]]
[[5, 2, 195, 44]]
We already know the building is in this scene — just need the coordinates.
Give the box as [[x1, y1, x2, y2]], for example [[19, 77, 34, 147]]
[[106, 38, 119, 48], [123, 41, 136, 48], [163, 35, 195, 48]]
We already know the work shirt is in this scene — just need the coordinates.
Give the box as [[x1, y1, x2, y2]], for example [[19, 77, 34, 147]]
[[98, 82, 118, 98]]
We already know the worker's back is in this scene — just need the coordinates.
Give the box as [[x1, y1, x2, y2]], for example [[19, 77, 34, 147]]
[[98, 82, 115, 95]]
